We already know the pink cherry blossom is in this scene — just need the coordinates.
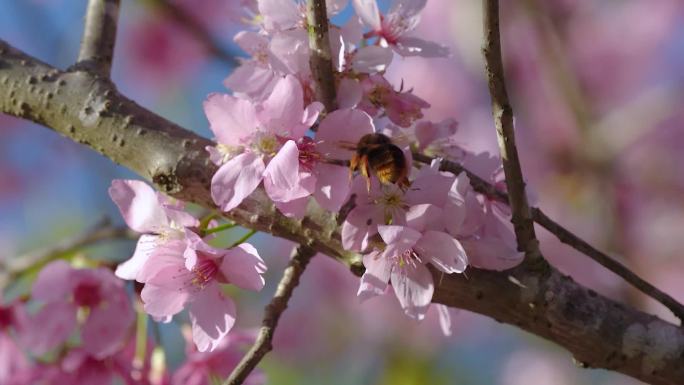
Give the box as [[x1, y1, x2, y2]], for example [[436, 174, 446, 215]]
[[139, 231, 266, 352], [109, 179, 199, 281], [357, 75, 430, 127], [0, 300, 30, 385], [205, 75, 323, 213], [446, 172, 524, 271], [358, 224, 467, 320], [27, 261, 134, 358], [172, 330, 265, 385], [342, 160, 454, 251], [352, 0, 449, 57], [13, 333, 155, 385]]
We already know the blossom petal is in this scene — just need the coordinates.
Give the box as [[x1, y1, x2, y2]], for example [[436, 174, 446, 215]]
[[406, 168, 454, 207], [223, 63, 277, 101], [406, 204, 444, 233], [352, 45, 393, 73], [390, 263, 433, 320], [316, 109, 375, 159], [211, 152, 265, 212], [394, 36, 449, 57], [377, 225, 421, 249], [435, 304, 455, 337], [263, 140, 315, 202], [357, 251, 391, 301], [341, 205, 383, 251], [313, 164, 351, 212], [352, 0, 381, 30], [204, 93, 258, 146], [109, 179, 168, 233], [31, 260, 75, 302], [258, 0, 301, 31], [27, 301, 77, 355], [137, 240, 187, 282], [461, 237, 523, 271], [389, 0, 427, 18], [141, 277, 190, 319], [326, 0, 348, 16], [220, 243, 267, 292], [260, 75, 306, 137], [188, 283, 236, 352], [337, 78, 363, 109], [82, 299, 134, 359], [274, 197, 309, 218], [415, 231, 468, 274], [115, 234, 159, 281]]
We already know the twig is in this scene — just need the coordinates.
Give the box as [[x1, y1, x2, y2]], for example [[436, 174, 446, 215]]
[[306, 0, 337, 112], [148, 0, 237, 67], [413, 152, 684, 322], [531, 208, 684, 322], [76, 0, 121, 76], [0, 218, 135, 288], [224, 245, 316, 385], [4, 40, 684, 383], [482, 0, 540, 261]]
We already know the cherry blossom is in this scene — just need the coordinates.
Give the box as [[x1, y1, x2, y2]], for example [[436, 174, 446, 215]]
[[138, 231, 266, 352], [205, 75, 323, 213], [27, 261, 134, 358], [109, 179, 199, 282], [352, 0, 449, 57], [172, 330, 265, 385], [0, 300, 30, 385], [357, 224, 467, 320]]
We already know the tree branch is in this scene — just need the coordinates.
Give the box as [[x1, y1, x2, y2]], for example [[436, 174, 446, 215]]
[[306, 0, 337, 112], [413, 152, 684, 322], [2, 39, 684, 384], [76, 0, 121, 76], [482, 0, 540, 261], [224, 245, 316, 385], [0, 217, 135, 289]]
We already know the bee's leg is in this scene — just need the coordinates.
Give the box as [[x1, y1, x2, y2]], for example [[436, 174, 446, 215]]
[[397, 165, 410, 191], [359, 155, 371, 192], [349, 154, 359, 182]]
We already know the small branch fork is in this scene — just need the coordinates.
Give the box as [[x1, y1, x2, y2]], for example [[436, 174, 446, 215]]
[[76, 0, 121, 76], [478, 0, 684, 322], [224, 246, 316, 385], [482, 0, 541, 262]]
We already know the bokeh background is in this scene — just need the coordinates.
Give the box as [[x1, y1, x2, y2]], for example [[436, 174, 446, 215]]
[[2, 0, 684, 384]]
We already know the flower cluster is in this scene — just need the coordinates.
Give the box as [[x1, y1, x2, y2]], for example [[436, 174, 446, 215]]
[[4, 1, 526, 383], [109, 180, 267, 353], [201, 0, 523, 326]]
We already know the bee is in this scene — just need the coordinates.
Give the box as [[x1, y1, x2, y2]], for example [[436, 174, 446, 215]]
[[344, 133, 410, 192]]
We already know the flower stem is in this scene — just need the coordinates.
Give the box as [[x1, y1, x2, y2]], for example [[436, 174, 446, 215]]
[[230, 229, 257, 248], [204, 222, 238, 236]]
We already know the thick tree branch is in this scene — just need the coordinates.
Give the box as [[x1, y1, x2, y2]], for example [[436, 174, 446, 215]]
[[306, 0, 337, 112], [413, 153, 684, 322], [76, 0, 121, 76], [224, 246, 316, 385], [482, 0, 540, 261], [2, 40, 684, 384]]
